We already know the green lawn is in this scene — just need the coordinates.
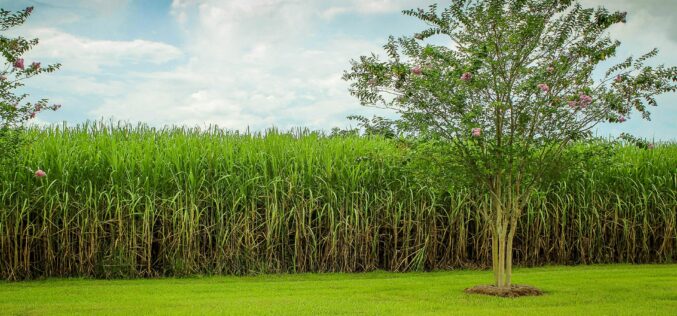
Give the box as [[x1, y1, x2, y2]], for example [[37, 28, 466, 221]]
[[1, 264, 675, 315]]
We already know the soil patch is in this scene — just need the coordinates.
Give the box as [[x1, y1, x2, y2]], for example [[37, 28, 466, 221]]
[[464, 284, 543, 297]]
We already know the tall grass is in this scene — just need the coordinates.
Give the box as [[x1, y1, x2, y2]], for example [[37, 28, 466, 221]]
[[0, 122, 675, 280]]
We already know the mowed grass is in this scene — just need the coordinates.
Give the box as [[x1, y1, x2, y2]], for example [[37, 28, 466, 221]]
[[1, 264, 675, 315]]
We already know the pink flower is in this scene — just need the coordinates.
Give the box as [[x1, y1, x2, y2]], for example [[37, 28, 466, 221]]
[[411, 66, 422, 75], [471, 128, 481, 138], [25, 7, 33, 14], [34, 169, 46, 178], [537, 83, 549, 93], [568, 100, 577, 109], [579, 94, 592, 107], [31, 62, 40, 70], [618, 115, 626, 123], [547, 66, 555, 73], [13, 58, 24, 70], [30, 111, 36, 119], [615, 75, 623, 83], [460, 72, 472, 81], [647, 143, 654, 150]]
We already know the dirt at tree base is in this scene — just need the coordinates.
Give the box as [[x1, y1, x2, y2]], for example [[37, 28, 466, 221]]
[[464, 284, 543, 297]]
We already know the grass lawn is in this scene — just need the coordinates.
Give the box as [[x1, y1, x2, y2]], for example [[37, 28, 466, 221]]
[[1, 264, 675, 315]]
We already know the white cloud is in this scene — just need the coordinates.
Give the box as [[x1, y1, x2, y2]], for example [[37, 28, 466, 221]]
[[23, 28, 182, 73], [352, 0, 411, 14], [320, 0, 424, 19], [90, 0, 398, 130]]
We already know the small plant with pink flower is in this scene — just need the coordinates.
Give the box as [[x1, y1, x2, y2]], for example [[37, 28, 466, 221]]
[[0, 7, 61, 167]]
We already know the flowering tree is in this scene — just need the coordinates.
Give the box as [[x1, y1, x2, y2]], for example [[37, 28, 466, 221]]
[[343, 0, 676, 292], [0, 7, 60, 168]]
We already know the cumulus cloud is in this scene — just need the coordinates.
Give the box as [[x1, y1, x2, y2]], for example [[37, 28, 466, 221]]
[[320, 0, 423, 19], [24, 28, 182, 73], [91, 0, 406, 130], [583, 0, 677, 42]]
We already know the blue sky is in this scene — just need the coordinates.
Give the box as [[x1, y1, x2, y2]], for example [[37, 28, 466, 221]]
[[2, 0, 676, 140]]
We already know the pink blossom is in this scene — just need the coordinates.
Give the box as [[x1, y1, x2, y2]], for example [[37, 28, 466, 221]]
[[411, 66, 422, 75], [615, 75, 623, 83], [568, 100, 577, 109], [30, 111, 36, 119], [25, 7, 33, 14], [31, 62, 40, 70], [618, 115, 626, 123], [579, 94, 592, 107], [34, 169, 46, 178], [471, 128, 481, 138], [13, 58, 24, 70], [647, 143, 654, 150], [460, 72, 472, 81], [537, 83, 549, 93]]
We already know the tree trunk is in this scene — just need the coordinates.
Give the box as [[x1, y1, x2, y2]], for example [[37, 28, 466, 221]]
[[489, 174, 522, 289], [492, 176, 504, 288], [492, 227, 498, 286], [491, 226, 515, 288]]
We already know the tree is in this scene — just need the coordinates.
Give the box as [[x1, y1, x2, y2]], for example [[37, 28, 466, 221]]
[[343, 0, 676, 292], [0, 6, 60, 167]]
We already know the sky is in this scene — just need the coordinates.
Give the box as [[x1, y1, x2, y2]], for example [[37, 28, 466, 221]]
[[1, 0, 676, 139]]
